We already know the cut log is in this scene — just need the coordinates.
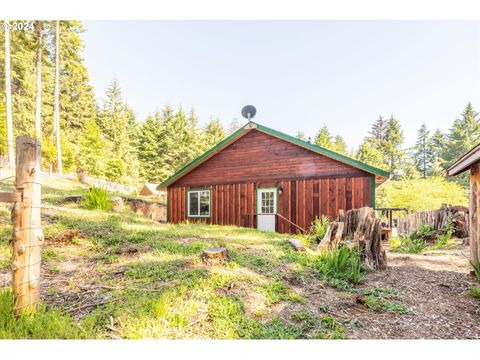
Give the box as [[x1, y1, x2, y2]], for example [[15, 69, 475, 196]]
[[202, 247, 227, 265], [287, 238, 306, 252], [317, 221, 344, 251]]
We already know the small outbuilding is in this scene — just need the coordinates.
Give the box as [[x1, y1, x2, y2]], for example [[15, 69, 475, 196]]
[[159, 122, 389, 234], [139, 183, 166, 202], [447, 144, 480, 268]]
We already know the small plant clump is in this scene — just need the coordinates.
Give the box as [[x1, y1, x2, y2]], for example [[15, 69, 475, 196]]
[[80, 187, 112, 211], [391, 219, 456, 254], [469, 287, 480, 300], [309, 215, 331, 242], [313, 245, 363, 286]]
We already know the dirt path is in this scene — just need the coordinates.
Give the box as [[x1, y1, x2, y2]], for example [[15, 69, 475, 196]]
[[297, 243, 480, 339]]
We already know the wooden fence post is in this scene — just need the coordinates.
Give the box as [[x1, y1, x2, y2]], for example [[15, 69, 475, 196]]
[[12, 136, 42, 315]]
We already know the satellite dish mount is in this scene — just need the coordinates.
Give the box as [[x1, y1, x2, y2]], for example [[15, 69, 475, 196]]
[[241, 105, 257, 122]]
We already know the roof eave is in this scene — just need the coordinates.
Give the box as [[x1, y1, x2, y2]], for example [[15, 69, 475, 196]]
[[447, 143, 480, 177]]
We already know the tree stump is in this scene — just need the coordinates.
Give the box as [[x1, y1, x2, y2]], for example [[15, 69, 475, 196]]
[[110, 197, 124, 212], [317, 221, 345, 251], [343, 207, 386, 270], [202, 247, 227, 265]]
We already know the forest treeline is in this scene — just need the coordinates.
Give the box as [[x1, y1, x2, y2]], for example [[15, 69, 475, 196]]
[[0, 20, 478, 191]]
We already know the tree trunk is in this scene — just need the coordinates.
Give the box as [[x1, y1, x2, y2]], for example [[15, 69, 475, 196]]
[[317, 221, 344, 250], [12, 137, 43, 315], [54, 20, 63, 174], [34, 21, 43, 143], [4, 21, 14, 169], [343, 207, 387, 270]]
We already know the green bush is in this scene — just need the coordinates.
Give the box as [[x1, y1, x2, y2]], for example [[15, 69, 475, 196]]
[[410, 224, 434, 241], [80, 187, 112, 211]]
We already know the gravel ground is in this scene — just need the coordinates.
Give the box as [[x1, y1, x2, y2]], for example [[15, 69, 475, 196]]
[[296, 242, 480, 339]]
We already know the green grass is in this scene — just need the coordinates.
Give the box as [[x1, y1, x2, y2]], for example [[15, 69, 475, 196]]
[[469, 287, 480, 300], [0, 175, 407, 339]]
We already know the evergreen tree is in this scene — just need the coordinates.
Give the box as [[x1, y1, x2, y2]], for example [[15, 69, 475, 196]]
[[97, 77, 139, 181], [227, 119, 242, 135], [314, 126, 333, 149], [77, 118, 104, 176], [332, 135, 347, 154], [296, 131, 306, 141], [414, 123, 431, 178], [356, 141, 387, 170], [429, 129, 446, 176], [204, 119, 225, 147], [443, 103, 480, 186]]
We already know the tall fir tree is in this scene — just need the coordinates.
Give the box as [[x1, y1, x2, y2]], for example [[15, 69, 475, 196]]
[[443, 103, 480, 186], [97, 77, 139, 181], [414, 123, 431, 178], [314, 126, 333, 149], [204, 119, 225, 148]]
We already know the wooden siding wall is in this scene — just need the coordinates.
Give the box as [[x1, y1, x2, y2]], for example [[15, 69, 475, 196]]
[[173, 130, 368, 187], [168, 176, 372, 233]]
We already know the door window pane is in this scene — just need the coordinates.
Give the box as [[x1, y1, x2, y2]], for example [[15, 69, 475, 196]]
[[261, 191, 275, 214]]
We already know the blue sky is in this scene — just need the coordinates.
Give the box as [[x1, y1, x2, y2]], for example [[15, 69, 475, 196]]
[[82, 21, 480, 149]]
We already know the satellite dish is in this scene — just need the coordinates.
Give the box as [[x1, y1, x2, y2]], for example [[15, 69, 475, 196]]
[[241, 105, 256, 120]]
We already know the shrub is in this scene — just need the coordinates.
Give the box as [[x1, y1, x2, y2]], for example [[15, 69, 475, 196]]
[[410, 224, 434, 241], [313, 245, 363, 285], [80, 187, 112, 211], [310, 216, 331, 242], [391, 237, 426, 254]]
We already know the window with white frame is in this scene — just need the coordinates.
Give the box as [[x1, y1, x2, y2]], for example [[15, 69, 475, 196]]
[[187, 190, 210, 217]]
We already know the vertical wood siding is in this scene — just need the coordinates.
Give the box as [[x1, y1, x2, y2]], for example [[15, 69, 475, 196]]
[[168, 175, 373, 234]]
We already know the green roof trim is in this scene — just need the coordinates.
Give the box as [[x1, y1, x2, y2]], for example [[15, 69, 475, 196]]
[[158, 121, 389, 189]]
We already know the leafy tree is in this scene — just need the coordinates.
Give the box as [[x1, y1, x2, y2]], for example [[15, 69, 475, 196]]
[[377, 177, 468, 212]]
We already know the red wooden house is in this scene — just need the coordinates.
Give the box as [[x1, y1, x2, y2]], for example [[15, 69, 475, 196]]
[[159, 122, 389, 233]]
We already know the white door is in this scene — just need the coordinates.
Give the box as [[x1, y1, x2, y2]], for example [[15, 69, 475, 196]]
[[257, 188, 277, 232]]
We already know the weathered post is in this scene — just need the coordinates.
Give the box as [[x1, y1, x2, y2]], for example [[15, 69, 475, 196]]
[[12, 137, 42, 315]]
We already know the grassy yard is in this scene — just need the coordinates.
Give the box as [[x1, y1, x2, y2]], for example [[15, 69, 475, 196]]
[[0, 175, 416, 339]]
